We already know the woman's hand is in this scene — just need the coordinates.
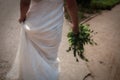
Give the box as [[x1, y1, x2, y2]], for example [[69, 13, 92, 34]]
[[19, 0, 31, 23], [69, 23, 79, 34], [72, 25, 79, 34], [19, 16, 26, 23]]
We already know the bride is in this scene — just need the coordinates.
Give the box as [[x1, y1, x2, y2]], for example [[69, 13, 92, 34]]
[[6, 0, 79, 80]]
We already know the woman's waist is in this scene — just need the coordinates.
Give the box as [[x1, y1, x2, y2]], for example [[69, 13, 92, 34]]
[[25, 7, 64, 27], [23, 14, 64, 33]]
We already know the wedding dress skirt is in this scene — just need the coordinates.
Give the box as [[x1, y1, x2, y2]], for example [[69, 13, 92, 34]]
[[6, 0, 64, 80]]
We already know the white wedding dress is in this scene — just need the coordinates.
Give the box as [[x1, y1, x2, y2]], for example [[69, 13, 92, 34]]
[[6, 0, 64, 80]]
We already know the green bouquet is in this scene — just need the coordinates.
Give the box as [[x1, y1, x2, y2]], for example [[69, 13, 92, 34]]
[[67, 24, 97, 62]]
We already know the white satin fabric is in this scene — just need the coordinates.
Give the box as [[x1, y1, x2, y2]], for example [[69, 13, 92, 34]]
[[6, 0, 64, 80]]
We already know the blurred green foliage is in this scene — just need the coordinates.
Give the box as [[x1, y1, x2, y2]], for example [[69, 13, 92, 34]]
[[77, 0, 91, 8], [77, 0, 120, 10], [91, 0, 120, 10], [65, 0, 120, 21]]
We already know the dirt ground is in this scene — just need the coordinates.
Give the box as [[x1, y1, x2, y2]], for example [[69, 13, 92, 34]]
[[0, 0, 120, 80], [85, 4, 120, 80]]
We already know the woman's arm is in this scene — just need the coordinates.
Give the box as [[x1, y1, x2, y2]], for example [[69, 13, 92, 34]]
[[19, 0, 31, 23], [65, 0, 79, 34]]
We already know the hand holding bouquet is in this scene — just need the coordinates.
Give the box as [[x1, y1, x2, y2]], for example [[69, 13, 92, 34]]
[[67, 24, 97, 62]]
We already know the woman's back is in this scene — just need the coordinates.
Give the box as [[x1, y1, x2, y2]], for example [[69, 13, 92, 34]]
[[6, 0, 79, 80], [25, 0, 64, 32]]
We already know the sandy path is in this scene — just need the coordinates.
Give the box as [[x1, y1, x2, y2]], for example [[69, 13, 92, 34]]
[[85, 4, 120, 80]]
